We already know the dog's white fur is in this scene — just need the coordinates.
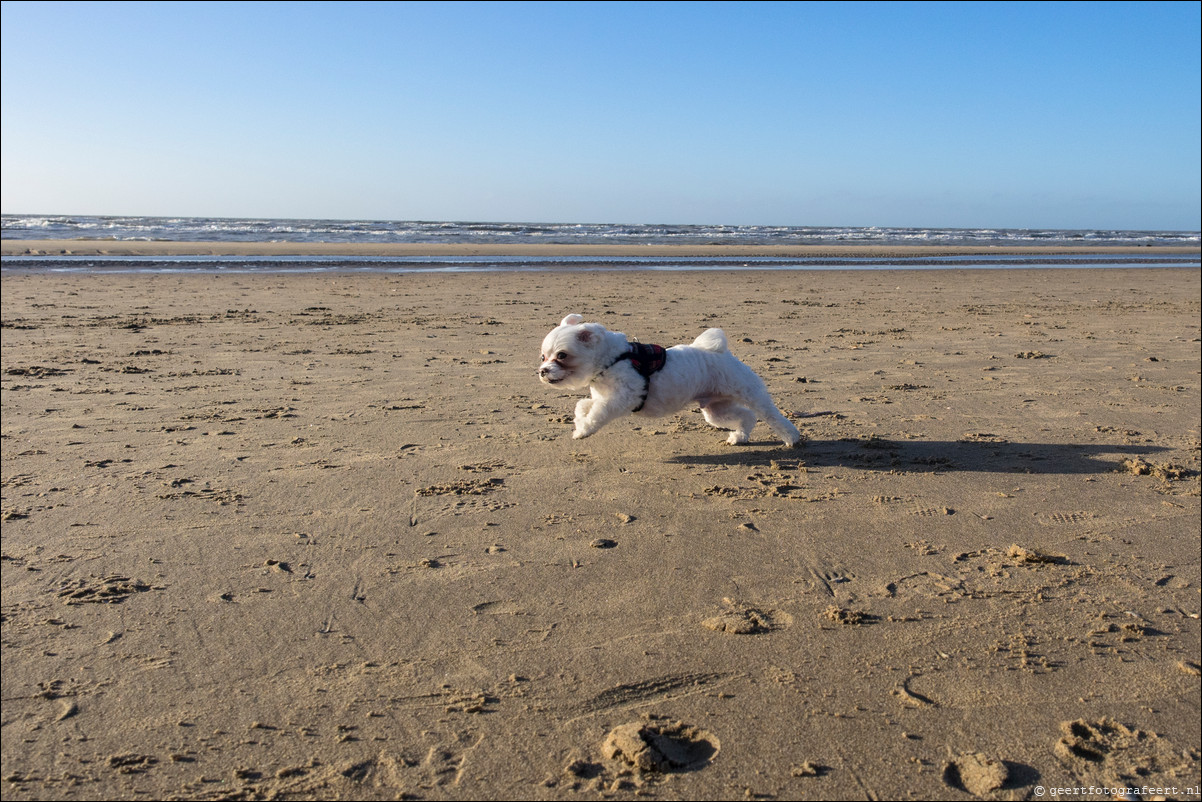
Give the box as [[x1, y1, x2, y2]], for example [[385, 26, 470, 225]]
[[538, 314, 800, 446]]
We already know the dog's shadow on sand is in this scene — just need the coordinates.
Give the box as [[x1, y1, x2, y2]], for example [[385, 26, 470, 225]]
[[668, 437, 1175, 476]]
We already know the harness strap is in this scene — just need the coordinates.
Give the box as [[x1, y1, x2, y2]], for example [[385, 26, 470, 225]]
[[603, 342, 667, 412]]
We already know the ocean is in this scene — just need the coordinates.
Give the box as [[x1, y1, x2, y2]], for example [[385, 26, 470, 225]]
[[4, 214, 1199, 246], [2, 215, 1198, 273]]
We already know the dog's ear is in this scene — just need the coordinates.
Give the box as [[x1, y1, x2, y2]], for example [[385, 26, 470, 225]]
[[575, 326, 594, 343], [561, 314, 584, 326]]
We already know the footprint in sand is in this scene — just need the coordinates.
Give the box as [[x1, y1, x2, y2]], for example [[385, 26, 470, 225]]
[[942, 752, 1010, 797], [1005, 544, 1068, 564], [414, 477, 514, 515], [1054, 717, 1197, 788], [701, 599, 792, 634], [602, 714, 719, 772], [56, 575, 152, 605], [1041, 511, 1095, 526]]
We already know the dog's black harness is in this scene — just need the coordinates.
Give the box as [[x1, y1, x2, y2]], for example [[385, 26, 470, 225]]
[[602, 342, 667, 412]]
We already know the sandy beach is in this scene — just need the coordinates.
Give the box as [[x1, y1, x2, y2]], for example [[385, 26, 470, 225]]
[[2, 259, 1199, 800]]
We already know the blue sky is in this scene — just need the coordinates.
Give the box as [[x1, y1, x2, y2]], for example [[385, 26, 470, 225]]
[[2, 1, 1199, 229]]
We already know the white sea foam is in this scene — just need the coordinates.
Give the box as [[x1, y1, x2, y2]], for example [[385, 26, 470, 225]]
[[1, 215, 1198, 247]]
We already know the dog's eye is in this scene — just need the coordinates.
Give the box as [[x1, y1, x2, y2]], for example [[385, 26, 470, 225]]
[[556, 351, 567, 360]]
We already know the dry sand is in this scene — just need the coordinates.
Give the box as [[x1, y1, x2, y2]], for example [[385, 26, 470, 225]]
[[2, 263, 1199, 800]]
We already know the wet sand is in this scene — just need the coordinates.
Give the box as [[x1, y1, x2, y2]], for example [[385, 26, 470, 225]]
[[2, 266, 1199, 800]]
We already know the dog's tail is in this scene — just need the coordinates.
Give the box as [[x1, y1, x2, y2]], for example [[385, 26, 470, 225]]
[[691, 328, 729, 353]]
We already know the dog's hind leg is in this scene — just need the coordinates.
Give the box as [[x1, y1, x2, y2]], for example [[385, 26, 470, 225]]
[[746, 396, 801, 447], [765, 409, 801, 448], [732, 384, 801, 447], [701, 399, 758, 445]]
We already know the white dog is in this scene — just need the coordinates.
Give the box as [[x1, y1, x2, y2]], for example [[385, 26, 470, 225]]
[[538, 314, 800, 446]]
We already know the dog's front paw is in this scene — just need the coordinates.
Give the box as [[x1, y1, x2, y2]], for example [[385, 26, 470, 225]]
[[572, 428, 591, 440]]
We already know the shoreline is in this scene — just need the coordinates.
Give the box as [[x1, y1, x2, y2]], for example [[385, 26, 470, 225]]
[[3, 238, 1199, 258]]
